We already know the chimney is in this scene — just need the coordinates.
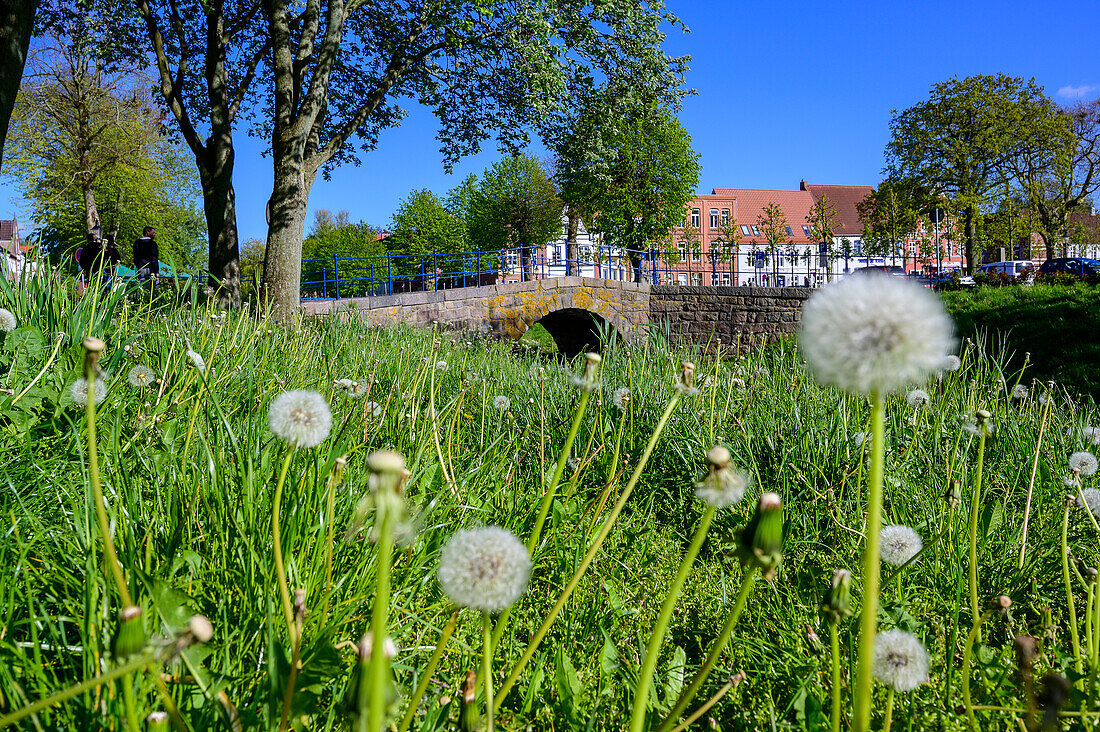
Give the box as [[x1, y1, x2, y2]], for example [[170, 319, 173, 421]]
[[800, 180, 807, 190]]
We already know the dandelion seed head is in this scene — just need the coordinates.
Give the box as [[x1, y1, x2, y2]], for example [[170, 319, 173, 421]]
[[1070, 451, 1099, 477], [1013, 384, 1029, 400], [940, 354, 961, 372], [852, 432, 867, 448], [0, 309, 16, 332], [695, 466, 752, 508], [612, 387, 631, 410], [70, 377, 108, 406], [128, 365, 155, 388], [437, 526, 531, 613], [1084, 426, 1100, 446], [800, 276, 955, 395], [493, 395, 510, 411], [880, 525, 923, 566], [435, 360, 447, 371], [364, 401, 383, 418], [906, 389, 930, 408], [873, 629, 929, 692], [1082, 488, 1100, 517], [268, 390, 332, 448]]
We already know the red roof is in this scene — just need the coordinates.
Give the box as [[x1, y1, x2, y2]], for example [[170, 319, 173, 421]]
[[800, 183, 874, 235], [708, 188, 818, 243]]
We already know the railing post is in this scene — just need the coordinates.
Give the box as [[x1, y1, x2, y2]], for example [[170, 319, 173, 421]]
[[433, 251, 439, 290], [371, 261, 375, 295], [322, 266, 328, 299], [387, 253, 392, 295], [477, 250, 482, 285], [333, 255, 340, 300]]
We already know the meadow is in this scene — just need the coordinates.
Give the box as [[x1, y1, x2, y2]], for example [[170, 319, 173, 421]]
[[0, 274, 1098, 731]]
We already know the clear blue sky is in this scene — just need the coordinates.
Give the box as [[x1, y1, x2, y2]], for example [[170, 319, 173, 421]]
[[2, 0, 1098, 246]]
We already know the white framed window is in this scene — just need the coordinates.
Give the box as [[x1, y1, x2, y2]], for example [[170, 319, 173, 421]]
[[691, 272, 702, 286], [740, 224, 752, 236], [677, 242, 686, 261], [709, 209, 720, 229], [551, 245, 561, 264], [785, 225, 793, 236], [721, 209, 730, 226], [692, 247, 700, 262], [751, 225, 760, 237], [721, 272, 731, 286], [690, 209, 700, 228], [802, 225, 811, 236], [677, 273, 688, 286]]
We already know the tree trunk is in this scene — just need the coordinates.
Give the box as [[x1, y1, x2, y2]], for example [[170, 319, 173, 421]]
[[200, 141, 241, 308], [263, 137, 312, 321], [964, 206, 976, 274], [566, 208, 579, 274], [82, 180, 100, 234], [0, 0, 36, 169]]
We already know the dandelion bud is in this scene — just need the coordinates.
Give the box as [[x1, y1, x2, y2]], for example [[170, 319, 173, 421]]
[[113, 605, 146, 659], [1087, 567, 1099, 584], [1065, 493, 1078, 508], [188, 615, 213, 644], [357, 631, 398, 660], [675, 362, 699, 396], [82, 336, 105, 356], [369, 450, 406, 476], [822, 569, 854, 620], [460, 669, 480, 732], [739, 492, 784, 577], [294, 589, 308, 623], [145, 711, 169, 731], [945, 479, 962, 507], [706, 445, 732, 469], [342, 633, 400, 722]]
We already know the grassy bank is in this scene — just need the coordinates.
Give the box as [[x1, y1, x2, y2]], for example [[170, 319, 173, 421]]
[[0, 276, 1098, 730], [943, 283, 1100, 402]]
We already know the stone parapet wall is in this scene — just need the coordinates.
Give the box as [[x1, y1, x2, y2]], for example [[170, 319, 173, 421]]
[[302, 278, 813, 354], [648, 285, 812, 353]]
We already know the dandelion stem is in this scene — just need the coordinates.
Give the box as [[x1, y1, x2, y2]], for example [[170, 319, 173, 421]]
[[428, 353, 454, 492], [830, 620, 842, 732], [121, 673, 141, 732], [367, 499, 395, 732], [319, 463, 338, 629], [0, 652, 156, 729], [656, 565, 758, 732], [482, 612, 495, 732], [883, 688, 894, 732], [397, 608, 459, 732], [84, 348, 133, 607], [852, 390, 885, 732], [1018, 394, 1051, 569], [1062, 501, 1084, 674], [271, 447, 298, 646], [495, 393, 681, 709], [968, 429, 987, 628], [962, 609, 993, 732], [628, 505, 717, 732]]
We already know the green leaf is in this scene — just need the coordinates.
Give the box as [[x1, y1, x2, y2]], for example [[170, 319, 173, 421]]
[[664, 645, 686, 704]]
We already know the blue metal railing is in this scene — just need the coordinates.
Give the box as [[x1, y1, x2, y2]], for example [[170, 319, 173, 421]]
[[299, 244, 938, 300]]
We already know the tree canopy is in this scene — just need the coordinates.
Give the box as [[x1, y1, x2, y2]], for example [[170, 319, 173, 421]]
[[555, 96, 699, 281], [884, 74, 1053, 271]]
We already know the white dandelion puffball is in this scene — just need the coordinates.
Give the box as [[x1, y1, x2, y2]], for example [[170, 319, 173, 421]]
[[435, 360, 447, 372], [1012, 384, 1029, 400], [1084, 426, 1100, 446], [1070, 451, 1099, 477], [800, 275, 955, 395], [852, 432, 867, 448], [365, 401, 383, 418], [268, 390, 332, 448], [186, 350, 206, 373], [695, 468, 752, 508], [1082, 488, 1100, 517], [0, 308, 16, 332], [880, 525, 923, 566], [940, 354, 961, 372], [906, 389, 930, 408], [128, 365, 155, 388], [70, 377, 107, 406], [437, 526, 531, 613], [873, 629, 929, 692], [493, 395, 511, 411], [612, 387, 631, 411]]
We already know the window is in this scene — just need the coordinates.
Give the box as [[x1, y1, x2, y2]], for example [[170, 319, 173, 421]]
[[751, 225, 760, 237], [740, 224, 752, 236], [552, 245, 561, 264], [802, 225, 811, 236], [690, 208, 700, 228], [709, 209, 720, 229], [721, 209, 730, 226], [721, 272, 731, 286], [691, 272, 702, 286], [677, 241, 686, 261], [785, 225, 793, 236], [677, 273, 688, 286], [692, 247, 700, 262]]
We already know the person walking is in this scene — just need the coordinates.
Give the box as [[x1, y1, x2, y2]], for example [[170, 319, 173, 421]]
[[133, 226, 159, 288]]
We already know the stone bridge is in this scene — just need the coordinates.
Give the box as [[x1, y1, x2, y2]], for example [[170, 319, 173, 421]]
[[302, 277, 812, 355]]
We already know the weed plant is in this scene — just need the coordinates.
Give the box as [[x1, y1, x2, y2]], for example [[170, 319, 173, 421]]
[[0, 272, 1098, 731]]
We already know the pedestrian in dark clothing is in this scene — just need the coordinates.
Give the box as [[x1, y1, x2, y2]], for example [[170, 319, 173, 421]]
[[133, 226, 159, 279], [78, 232, 100, 276]]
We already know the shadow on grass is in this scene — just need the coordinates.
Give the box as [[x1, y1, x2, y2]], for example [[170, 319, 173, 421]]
[[943, 283, 1100, 402]]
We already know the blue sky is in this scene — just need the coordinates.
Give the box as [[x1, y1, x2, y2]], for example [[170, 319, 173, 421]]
[[2, 0, 1099, 246]]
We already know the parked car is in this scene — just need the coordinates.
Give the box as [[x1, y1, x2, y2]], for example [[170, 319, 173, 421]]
[[977, 260, 1036, 278], [851, 265, 908, 277], [930, 270, 975, 290], [1037, 257, 1100, 280]]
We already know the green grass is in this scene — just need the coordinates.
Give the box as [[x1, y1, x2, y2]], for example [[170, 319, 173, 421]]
[[0, 275, 1099, 731], [943, 283, 1100, 402]]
